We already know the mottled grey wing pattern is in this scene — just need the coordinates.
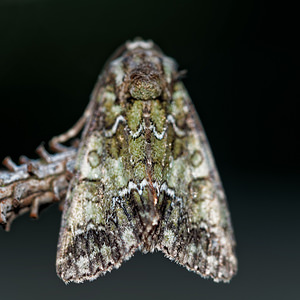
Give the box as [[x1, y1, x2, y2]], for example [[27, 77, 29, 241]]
[[56, 40, 237, 284], [56, 84, 146, 283], [154, 82, 237, 282]]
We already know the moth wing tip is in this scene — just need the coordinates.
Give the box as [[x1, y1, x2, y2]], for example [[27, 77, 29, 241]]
[[156, 246, 237, 283]]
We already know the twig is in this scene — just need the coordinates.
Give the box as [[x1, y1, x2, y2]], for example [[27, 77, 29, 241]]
[[0, 146, 77, 231]]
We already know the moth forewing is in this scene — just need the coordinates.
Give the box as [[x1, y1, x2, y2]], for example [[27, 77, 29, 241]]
[[56, 39, 237, 284], [154, 81, 237, 282]]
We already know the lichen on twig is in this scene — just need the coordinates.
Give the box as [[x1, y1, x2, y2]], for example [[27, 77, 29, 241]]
[[0, 145, 76, 231]]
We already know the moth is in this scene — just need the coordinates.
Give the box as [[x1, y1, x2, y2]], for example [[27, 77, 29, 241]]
[[0, 39, 237, 284]]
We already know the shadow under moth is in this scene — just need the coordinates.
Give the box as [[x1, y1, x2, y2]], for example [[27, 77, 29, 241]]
[[0, 39, 237, 284]]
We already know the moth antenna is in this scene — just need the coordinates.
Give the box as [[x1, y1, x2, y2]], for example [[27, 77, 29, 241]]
[[176, 69, 187, 80]]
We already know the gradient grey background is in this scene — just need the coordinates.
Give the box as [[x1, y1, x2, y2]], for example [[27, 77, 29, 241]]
[[0, 0, 299, 299]]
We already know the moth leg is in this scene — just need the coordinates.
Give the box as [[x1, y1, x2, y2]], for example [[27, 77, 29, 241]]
[[49, 100, 94, 152], [49, 114, 88, 152]]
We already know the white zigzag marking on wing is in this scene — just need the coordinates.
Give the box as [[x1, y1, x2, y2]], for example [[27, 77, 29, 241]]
[[166, 115, 186, 137], [104, 115, 126, 137], [149, 123, 165, 140], [104, 114, 186, 139], [129, 123, 143, 138], [113, 180, 183, 204]]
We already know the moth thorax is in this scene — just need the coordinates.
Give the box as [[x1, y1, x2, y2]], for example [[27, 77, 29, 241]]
[[128, 68, 162, 100], [129, 78, 162, 100]]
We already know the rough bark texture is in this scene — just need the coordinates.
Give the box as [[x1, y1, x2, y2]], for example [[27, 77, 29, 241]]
[[0, 146, 76, 231]]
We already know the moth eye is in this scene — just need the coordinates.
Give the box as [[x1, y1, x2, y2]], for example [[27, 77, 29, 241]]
[[129, 77, 162, 100]]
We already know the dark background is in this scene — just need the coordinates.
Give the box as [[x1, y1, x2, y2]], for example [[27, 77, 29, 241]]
[[0, 0, 299, 299]]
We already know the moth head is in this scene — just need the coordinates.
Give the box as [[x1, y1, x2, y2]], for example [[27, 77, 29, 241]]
[[108, 38, 175, 101]]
